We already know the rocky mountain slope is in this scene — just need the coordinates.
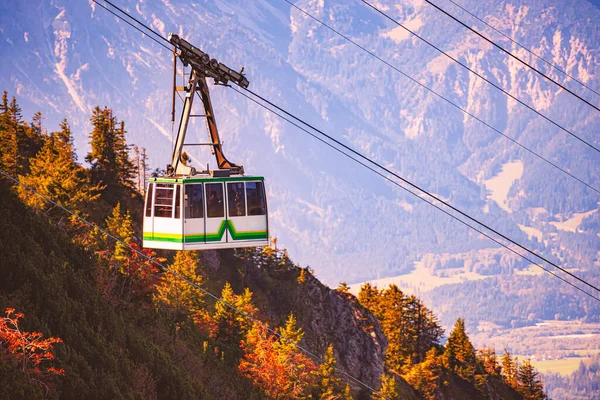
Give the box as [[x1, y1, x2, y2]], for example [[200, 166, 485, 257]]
[[0, 5, 598, 396]]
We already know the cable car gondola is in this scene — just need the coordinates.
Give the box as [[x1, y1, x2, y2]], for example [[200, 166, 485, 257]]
[[143, 34, 269, 250]]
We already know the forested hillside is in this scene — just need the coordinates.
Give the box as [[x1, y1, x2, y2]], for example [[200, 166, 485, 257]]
[[544, 354, 600, 400], [0, 92, 544, 398]]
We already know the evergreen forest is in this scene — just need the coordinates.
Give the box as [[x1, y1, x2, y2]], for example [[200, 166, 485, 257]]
[[0, 92, 548, 399]]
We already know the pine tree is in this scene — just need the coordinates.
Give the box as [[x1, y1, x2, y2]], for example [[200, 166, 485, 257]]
[[517, 360, 546, 400], [275, 313, 304, 356], [313, 344, 350, 399], [501, 349, 518, 389], [358, 283, 381, 317], [409, 295, 444, 364], [379, 373, 401, 400], [114, 120, 136, 188], [105, 202, 133, 262], [358, 284, 442, 372], [86, 107, 135, 191], [336, 282, 351, 295], [478, 348, 501, 375], [154, 251, 204, 317], [212, 282, 243, 346], [443, 318, 477, 382], [18, 120, 101, 214], [403, 348, 442, 400], [0, 92, 19, 175]]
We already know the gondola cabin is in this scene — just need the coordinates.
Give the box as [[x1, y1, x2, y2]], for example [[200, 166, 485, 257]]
[[143, 33, 269, 251], [143, 176, 269, 250]]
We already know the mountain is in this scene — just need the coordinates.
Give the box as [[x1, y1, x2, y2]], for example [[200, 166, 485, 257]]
[[0, 96, 538, 398], [1, 0, 597, 284], [0, 0, 598, 396]]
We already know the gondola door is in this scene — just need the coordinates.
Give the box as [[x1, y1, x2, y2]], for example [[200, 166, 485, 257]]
[[226, 182, 247, 244], [183, 183, 206, 246], [204, 182, 227, 244]]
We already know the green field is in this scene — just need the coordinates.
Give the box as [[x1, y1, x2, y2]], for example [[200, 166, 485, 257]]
[[529, 357, 584, 376]]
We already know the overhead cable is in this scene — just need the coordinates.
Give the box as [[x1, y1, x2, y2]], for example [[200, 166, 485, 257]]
[[92, 0, 172, 51], [282, 0, 600, 194], [445, 0, 600, 98], [424, 0, 600, 114], [238, 86, 600, 298], [99, 0, 172, 47], [360, 0, 600, 156], [230, 86, 600, 303], [0, 169, 388, 400], [93, 0, 600, 300]]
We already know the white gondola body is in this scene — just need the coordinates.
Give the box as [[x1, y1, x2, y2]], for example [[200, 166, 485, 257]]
[[143, 176, 269, 250]]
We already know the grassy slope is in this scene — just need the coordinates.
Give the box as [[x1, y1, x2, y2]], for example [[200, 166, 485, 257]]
[[0, 182, 262, 399]]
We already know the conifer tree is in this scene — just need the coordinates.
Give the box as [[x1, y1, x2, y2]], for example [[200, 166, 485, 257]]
[[517, 360, 546, 400], [212, 282, 258, 347], [0, 91, 19, 175], [86, 107, 135, 191], [18, 120, 101, 214], [443, 318, 477, 382], [403, 348, 442, 400], [478, 348, 501, 375], [379, 373, 401, 400], [313, 344, 351, 399], [105, 202, 133, 262], [336, 282, 351, 296], [275, 313, 304, 356], [358, 283, 381, 317], [154, 251, 204, 317], [500, 349, 518, 389], [358, 284, 442, 372]]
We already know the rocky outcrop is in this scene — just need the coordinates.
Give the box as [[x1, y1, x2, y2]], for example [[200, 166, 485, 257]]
[[211, 250, 405, 398]]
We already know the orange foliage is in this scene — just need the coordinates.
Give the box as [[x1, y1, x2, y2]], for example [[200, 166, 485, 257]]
[[0, 308, 64, 390], [97, 242, 162, 298], [239, 323, 316, 399]]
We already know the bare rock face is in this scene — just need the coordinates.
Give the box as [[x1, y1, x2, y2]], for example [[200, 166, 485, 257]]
[[201, 250, 220, 272], [298, 271, 387, 394]]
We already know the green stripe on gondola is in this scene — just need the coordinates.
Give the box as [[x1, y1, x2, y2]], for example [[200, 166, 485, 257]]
[[150, 176, 264, 184], [143, 220, 267, 243]]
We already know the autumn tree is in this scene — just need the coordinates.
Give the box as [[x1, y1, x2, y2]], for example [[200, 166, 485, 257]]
[[312, 344, 351, 399], [478, 348, 501, 375], [443, 318, 477, 382], [379, 373, 401, 400], [403, 348, 442, 400], [18, 119, 102, 214], [362, 285, 443, 372], [239, 323, 286, 398], [154, 251, 205, 321], [120, 243, 161, 297], [105, 202, 133, 262], [239, 316, 317, 399], [336, 282, 351, 295], [0, 308, 64, 391], [358, 283, 381, 316], [517, 360, 546, 400], [210, 282, 257, 348], [500, 349, 519, 389]]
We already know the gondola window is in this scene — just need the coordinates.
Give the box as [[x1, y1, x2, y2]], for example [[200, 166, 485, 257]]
[[185, 184, 204, 219], [246, 182, 266, 215], [227, 182, 246, 217], [145, 183, 154, 217], [206, 183, 224, 218], [154, 183, 174, 218]]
